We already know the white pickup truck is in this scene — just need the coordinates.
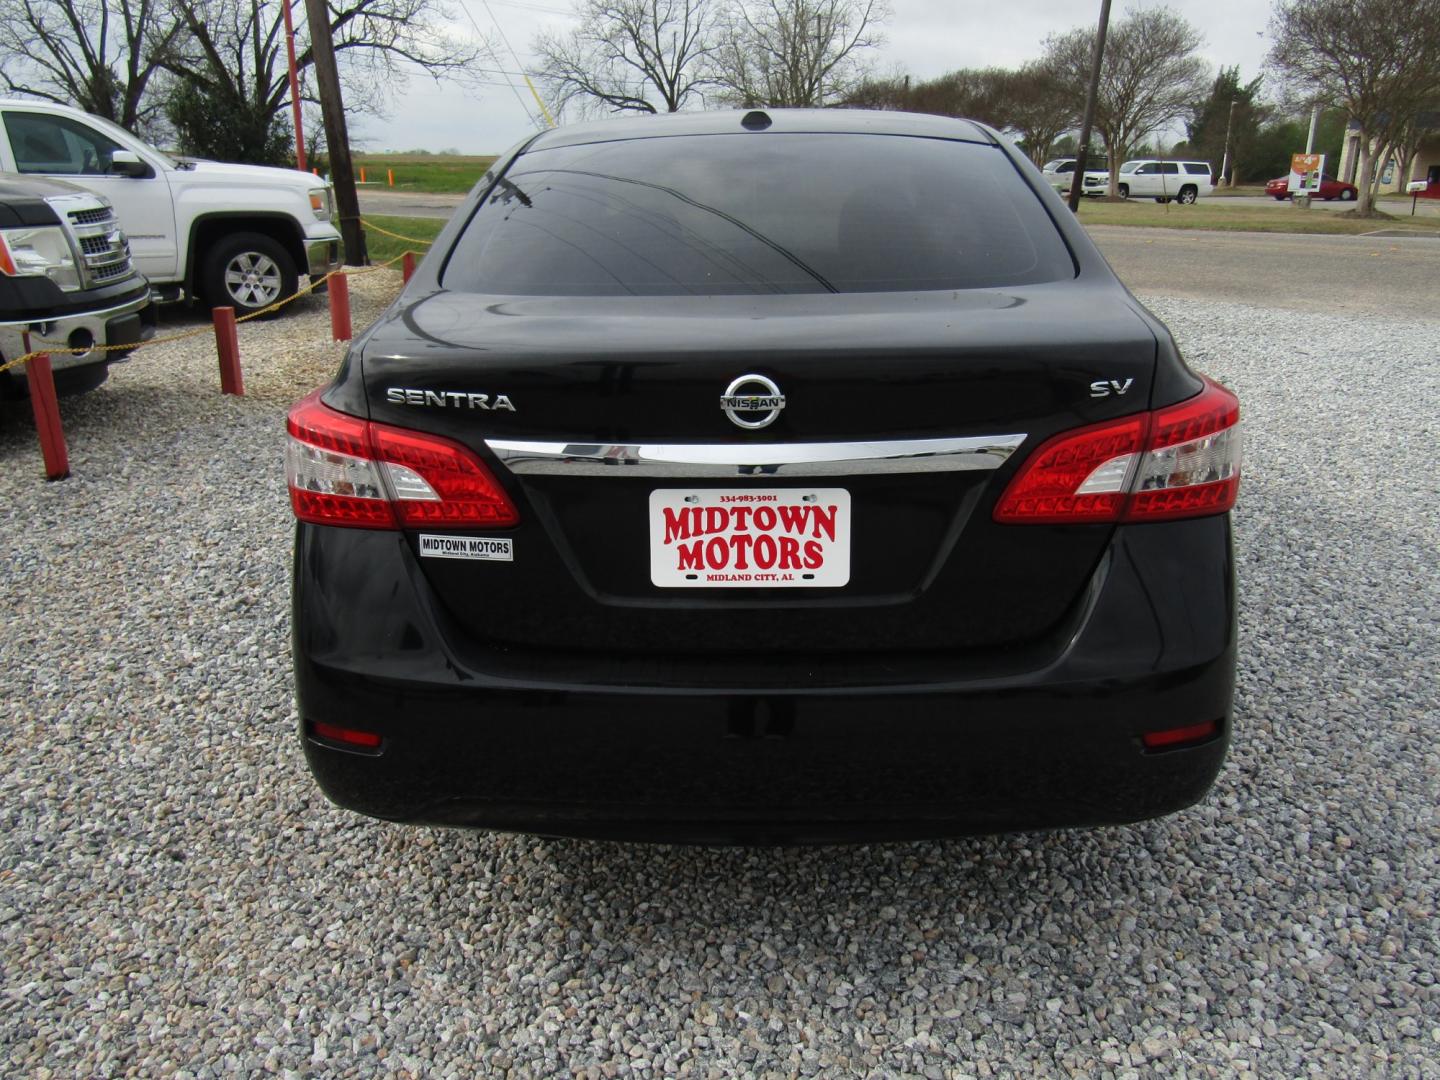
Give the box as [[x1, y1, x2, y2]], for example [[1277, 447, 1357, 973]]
[[0, 100, 342, 316]]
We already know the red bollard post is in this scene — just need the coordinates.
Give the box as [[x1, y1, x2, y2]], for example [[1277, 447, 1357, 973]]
[[330, 271, 352, 341], [24, 351, 70, 481], [212, 306, 244, 395], [402, 251, 416, 283]]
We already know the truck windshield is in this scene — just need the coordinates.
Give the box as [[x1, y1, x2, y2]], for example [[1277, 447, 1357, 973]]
[[83, 113, 178, 170], [443, 133, 1075, 296]]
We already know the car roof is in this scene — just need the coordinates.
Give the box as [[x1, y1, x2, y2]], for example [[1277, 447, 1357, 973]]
[[526, 109, 996, 152], [0, 98, 82, 113]]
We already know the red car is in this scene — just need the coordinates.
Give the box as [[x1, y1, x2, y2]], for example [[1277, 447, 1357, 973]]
[[1266, 174, 1358, 201]]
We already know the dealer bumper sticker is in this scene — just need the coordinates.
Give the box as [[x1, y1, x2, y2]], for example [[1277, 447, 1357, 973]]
[[418, 535, 514, 561]]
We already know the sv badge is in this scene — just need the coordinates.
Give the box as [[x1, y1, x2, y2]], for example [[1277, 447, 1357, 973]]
[[1090, 378, 1135, 399]]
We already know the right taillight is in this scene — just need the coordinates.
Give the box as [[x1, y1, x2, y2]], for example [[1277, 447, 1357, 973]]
[[285, 390, 519, 529], [995, 376, 1240, 525]]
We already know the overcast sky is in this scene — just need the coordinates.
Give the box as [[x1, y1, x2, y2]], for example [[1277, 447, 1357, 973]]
[[353, 0, 1276, 154]]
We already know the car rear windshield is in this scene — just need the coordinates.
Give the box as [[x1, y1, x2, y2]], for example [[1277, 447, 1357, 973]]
[[441, 133, 1074, 296]]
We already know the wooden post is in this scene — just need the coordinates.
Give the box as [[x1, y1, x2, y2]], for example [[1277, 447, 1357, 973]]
[[329, 272, 352, 341], [402, 251, 416, 283], [304, 0, 366, 265], [212, 307, 244, 395], [24, 350, 70, 480]]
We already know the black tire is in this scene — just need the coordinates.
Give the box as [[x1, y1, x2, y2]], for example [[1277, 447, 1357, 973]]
[[1177, 185, 1198, 205], [1273, 195, 1288, 201], [201, 232, 298, 318], [1117, 184, 1129, 200], [1339, 188, 1356, 201]]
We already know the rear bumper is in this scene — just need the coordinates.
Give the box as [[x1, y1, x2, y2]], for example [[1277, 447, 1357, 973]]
[[293, 517, 1236, 843]]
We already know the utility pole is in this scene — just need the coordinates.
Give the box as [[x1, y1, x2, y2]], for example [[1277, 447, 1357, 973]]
[[1304, 102, 1320, 154], [282, 0, 306, 172], [1219, 98, 1236, 188], [303, 0, 366, 264], [1068, 0, 1113, 212]]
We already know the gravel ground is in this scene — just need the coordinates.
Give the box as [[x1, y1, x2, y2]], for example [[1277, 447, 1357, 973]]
[[2, 276, 1438, 1078]]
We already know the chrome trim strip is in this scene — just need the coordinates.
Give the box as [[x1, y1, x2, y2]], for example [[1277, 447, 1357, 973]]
[[485, 435, 1027, 478]]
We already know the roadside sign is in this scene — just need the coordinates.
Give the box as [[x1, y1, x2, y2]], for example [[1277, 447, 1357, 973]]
[[1289, 153, 1325, 195]]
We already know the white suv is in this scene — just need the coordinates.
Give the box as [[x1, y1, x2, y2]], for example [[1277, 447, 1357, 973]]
[[1040, 158, 1108, 196], [0, 100, 342, 316], [1096, 160, 1214, 204]]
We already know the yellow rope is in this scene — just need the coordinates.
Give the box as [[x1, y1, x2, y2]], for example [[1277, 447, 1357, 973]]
[[0, 252, 413, 377], [360, 219, 436, 246]]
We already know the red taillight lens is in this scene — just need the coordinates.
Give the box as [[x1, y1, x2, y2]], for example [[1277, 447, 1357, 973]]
[[995, 377, 1240, 525], [992, 415, 1147, 524], [1141, 719, 1220, 750], [310, 720, 383, 748], [285, 390, 518, 529], [371, 423, 519, 527], [286, 394, 394, 528]]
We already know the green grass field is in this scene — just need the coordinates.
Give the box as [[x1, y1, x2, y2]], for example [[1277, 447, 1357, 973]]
[[352, 154, 496, 194], [1074, 198, 1440, 235], [360, 214, 445, 264]]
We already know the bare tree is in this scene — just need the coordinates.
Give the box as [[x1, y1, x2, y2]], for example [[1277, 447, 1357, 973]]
[[1269, 0, 1440, 214], [714, 0, 888, 108], [0, 0, 183, 130], [842, 62, 1074, 163], [1045, 8, 1209, 197], [534, 0, 721, 116], [161, 0, 487, 161], [1005, 60, 1079, 165]]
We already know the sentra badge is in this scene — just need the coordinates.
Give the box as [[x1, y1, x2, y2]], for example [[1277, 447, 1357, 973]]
[[386, 388, 516, 412]]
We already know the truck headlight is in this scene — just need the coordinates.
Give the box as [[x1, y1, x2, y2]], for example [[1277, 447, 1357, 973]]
[[309, 187, 333, 221], [0, 226, 81, 291]]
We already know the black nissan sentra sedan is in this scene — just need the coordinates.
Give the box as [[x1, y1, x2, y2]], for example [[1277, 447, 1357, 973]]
[[286, 110, 1240, 843]]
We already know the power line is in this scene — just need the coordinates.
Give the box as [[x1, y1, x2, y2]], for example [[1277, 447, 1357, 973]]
[[485, 0, 573, 16], [475, 0, 552, 130], [456, 0, 542, 128]]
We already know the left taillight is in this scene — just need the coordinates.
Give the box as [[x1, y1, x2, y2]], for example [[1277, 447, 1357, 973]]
[[285, 390, 519, 529], [995, 376, 1240, 525]]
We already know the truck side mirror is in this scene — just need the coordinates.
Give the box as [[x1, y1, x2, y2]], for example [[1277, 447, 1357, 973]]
[[109, 150, 150, 179]]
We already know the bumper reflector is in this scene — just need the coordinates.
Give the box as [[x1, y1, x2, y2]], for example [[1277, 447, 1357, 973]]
[[311, 721, 383, 749], [1141, 719, 1220, 750]]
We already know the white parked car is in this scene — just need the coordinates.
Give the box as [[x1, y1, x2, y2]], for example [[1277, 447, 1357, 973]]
[[1040, 158, 1108, 196], [1098, 160, 1215, 204], [0, 100, 342, 316]]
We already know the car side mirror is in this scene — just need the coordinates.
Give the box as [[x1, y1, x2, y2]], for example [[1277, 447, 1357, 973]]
[[109, 150, 150, 178]]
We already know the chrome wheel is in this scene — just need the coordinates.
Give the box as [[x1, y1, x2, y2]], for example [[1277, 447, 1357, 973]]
[[224, 252, 283, 308]]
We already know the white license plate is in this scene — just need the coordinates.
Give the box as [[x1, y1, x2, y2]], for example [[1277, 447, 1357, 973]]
[[649, 488, 851, 588]]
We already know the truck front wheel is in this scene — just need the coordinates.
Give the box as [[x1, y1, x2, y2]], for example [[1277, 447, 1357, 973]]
[[202, 233, 298, 317]]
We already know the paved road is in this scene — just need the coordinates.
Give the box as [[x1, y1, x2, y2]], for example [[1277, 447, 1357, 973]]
[[1205, 194, 1439, 217], [1090, 226, 1438, 320], [359, 190, 1438, 319], [359, 187, 464, 220]]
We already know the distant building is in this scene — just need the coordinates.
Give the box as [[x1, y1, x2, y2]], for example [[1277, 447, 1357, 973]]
[[1337, 114, 1440, 193]]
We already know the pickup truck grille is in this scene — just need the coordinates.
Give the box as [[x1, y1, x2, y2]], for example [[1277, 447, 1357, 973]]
[[67, 207, 113, 227], [63, 205, 136, 289]]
